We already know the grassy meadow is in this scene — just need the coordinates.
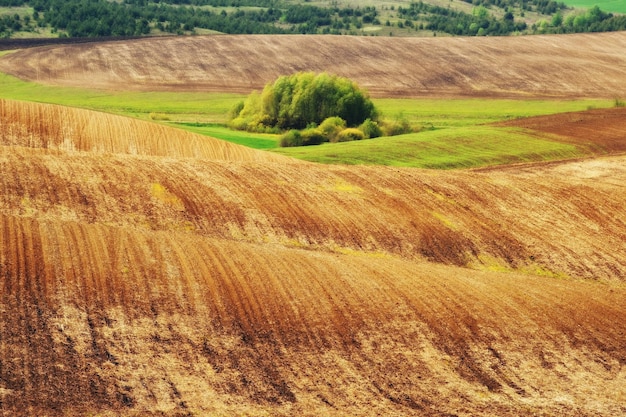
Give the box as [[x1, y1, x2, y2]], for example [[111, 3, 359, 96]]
[[273, 126, 584, 168], [560, 0, 626, 13], [0, 69, 613, 168], [0, 72, 239, 122]]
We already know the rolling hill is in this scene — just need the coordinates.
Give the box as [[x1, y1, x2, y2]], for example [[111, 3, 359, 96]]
[[1, 96, 625, 416], [1, 32, 626, 98], [1, 30, 626, 417]]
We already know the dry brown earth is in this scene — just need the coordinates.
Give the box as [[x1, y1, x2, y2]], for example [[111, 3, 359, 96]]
[[2, 32, 626, 98], [1, 99, 626, 416]]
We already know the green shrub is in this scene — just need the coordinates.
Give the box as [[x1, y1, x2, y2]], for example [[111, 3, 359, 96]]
[[336, 128, 365, 142], [358, 118, 382, 138], [228, 91, 267, 131], [279, 130, 303, 147], [230, 72, 378, 131], [149, 112, 170, 121], [319, 116, 346, 142], [380, 115, 412, 136], [228, 100, 244, 120], [301, 128, 326, 146]]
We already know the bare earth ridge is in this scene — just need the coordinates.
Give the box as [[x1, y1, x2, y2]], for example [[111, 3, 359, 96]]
[[1, 98, 625, 416], [2, 32, 626, 98]]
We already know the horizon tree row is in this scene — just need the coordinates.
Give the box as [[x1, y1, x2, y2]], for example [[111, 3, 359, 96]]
[[0, 0, 625, 38]]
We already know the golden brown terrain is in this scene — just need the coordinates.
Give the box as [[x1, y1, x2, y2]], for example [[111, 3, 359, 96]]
[[1, 32, 626, 98], [1, 32, 626, 416], [1, 97, 626, 416]]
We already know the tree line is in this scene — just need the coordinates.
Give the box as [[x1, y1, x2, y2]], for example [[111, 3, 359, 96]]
[[398, 1, 626, 36], [0, 0, 625, 38]]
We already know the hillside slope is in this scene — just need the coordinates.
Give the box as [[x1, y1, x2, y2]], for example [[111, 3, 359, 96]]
[[0, 99, 285, 163], [1, 100, 625, 416], [1, 33, 626, 98]]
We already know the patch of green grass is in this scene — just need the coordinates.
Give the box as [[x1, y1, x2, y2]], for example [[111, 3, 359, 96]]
[[171, 122, 279, 150], [560, 0, 626, 14], [374, 97, 613, 129], [0, 72, 244, 122], [272, 126, 584, 169]]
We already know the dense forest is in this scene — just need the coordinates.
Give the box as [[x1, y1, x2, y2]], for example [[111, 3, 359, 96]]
[[0, 0, 624, 38]]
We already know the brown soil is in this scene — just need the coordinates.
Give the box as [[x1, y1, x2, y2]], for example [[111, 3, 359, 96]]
[[1, 99, 626, 416], [497, 106, 626, 153], [2, 32, 626, 98]]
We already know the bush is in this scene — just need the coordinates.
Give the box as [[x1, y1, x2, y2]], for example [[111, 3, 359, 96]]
[[228, 100, 244, 120], [149, 112, 170, 121], [301, 128, 326, 146], [279, 130, 303, 147], [318, 116, 346, 142], [358, 118, 382, 138], [380, 114, 412, 136], [230, 72, 378, 131], [336, 128, 365, 142]]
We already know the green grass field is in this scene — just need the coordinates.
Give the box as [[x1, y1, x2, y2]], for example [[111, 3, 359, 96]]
[[0, 69, 614, 169], [172, 122, 279, 149], [374, 97, 610, 128], [560, 0, 626, 13], [0, 72, 241, 122], [273, 126, 584, 169]]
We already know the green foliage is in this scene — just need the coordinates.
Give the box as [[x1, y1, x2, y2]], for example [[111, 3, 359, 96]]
[[231, 72, 377, 131], [336, 128, 365, 142], [358, 118, 382, 139], [318, 116, 347, 142], [2, 0, 626, 39], [228, 100, 244, 120], [380, 114, 412, 137], [280, 130, 303, 147], [300, 128, 326, 146], [279, 126, 326, 147]]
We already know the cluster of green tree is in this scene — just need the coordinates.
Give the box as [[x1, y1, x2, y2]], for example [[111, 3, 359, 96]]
[[229, 72, 378, 133], [30, 0, 289, 36], [229, 72, 416, 147], [397, 2, 527, 35], [535, 5, 626, 34], [1, 0, 626, 38], [128, 0, 276, 6], [4, 0, 378, 37], [460, 0, 566, 15], [398, 1, 626, 36], [0, 14, 25, 37]]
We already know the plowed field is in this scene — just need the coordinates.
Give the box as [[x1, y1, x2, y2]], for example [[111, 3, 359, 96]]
[[2, 32, 626, 98], [1, 98, 626, 416], [497, 106, 626, 153]]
